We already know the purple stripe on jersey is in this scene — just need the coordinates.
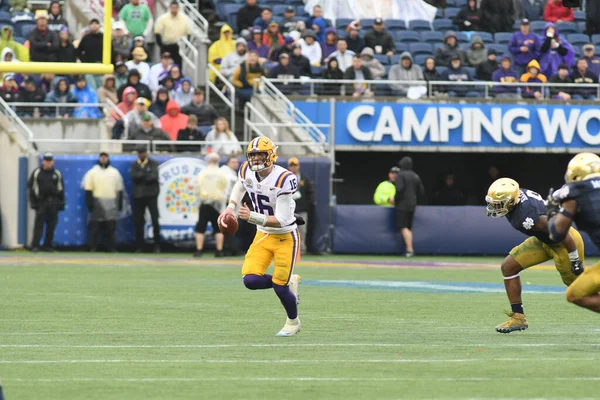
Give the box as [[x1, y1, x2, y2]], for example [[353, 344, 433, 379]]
[[286, 230, 298, 284], [280, 173, 293, 189], [277, 191, 293, 197]]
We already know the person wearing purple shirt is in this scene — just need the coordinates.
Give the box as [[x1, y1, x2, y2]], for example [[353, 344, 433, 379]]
[[509, 19, 540, 77], [247, 26, 270, 59], [492, 55, 520, 98], [582, 44, 600, 78], [321, 27, 338, 61], [538, 22, 575, 79]]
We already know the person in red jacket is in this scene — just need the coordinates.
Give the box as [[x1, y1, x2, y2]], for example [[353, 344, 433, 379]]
[[544, 0, 574, 23], [159, 100, 189, 140]]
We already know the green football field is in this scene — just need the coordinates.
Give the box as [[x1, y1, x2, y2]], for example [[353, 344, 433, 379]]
[[1, 252, 600, 400]]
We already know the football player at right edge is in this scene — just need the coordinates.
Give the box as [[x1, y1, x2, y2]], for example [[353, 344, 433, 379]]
[[218, 136, 302, 337], [548, 153, 600, 314]]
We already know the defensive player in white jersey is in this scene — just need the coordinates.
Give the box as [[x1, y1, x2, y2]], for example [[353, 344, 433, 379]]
[[218, 136, 302, 337]]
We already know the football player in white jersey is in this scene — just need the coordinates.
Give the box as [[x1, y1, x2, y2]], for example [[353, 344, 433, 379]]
[[218, 136, 302, 337]]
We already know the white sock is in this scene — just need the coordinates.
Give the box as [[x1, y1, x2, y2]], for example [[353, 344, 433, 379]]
[[569, 250, 580, 262]]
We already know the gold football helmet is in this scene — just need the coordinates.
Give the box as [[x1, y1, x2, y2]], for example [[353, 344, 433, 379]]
[[247, 136, 278, 172], [564, 152, 600, 183], [486, 178, 520, 218]]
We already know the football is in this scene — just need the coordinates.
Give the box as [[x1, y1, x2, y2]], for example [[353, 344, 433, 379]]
[[219, 213, 239, 236]]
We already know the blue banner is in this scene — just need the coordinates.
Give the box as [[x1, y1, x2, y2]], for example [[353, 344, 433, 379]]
[[294, 101, 600, 150]]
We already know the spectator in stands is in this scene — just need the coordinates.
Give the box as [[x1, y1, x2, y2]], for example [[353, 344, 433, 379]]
[[374, 166, 399, 207], [263, 21, 284, 50], [441, 55, 477, 98], [326, 39, 354, 72], [423, 57, 441, 95], [208, 25, 235, 82], [237, 0, 262, 33], [232, 50, 266, 106], [544, 0, 574, 22], [155, 1, 192, 68], [433, 174, 465, 206], [290, 44, 311, 77], [538, 22, 575, 78], [364, 18, 395, 56], [467, 36, 487, 68], [0, 48, 19, 71], [181, 88, 218, 126], [117, 69, 151, 101], [160, 76, 176, 98], [45, 77, 77, 117], [97, 74, 118, 104], [126, 114, 171, 152], [582, 44, 600, 78], [344, 55, 373, 97], [520, 59, 547, 98], [306, 5, 324, 28], [435, 31, 466, 67], [176, 114, 204, 152], [476, 48, 499, 80], [268, 53, 300, 94], [549, 63, 573, 100], [291, 21, 305, 39], [481, 0, 514, 33], [114, 61, 128, 88], [76, 19, 103, 64], [72, 76, 102, 118], [174, 77, 194, 107], [454, 0, 483, 32], [280, 6, 299, 35], [248, 26, 270, 61], [126, 97, 161, 133], [509, 19, 540, 77], [299, 30, 322, 66], [321, 28, 338, 62], [492, 55, 520, 98], [312, 17, 326, 44], [168, 65, 184, 90], [57, 26, 76, 63], [10, 0, 28, 12], [19, 76, 45, 115], [270, 35, 294, 62], [570, 58, 598, 100], [345, 21, 364, 54], [112, 21, 130, 62], [360, 47, 386, 79], [254, 7, 273, 31], [130, 36, 150, 60], [40, 73, 54, 94], [47, 0, 67, 31], [221, 38, 248, 81], [0, 26, 29, 62], [204, 117, 242, 155], [321, 57, 344, 95], [149, 87, 169, 118], [126, 48, 151, 86], [113, 86, 137, 121], [118, 0, 153, 39], [29, 10, 59, 62], [160, 100, 189, 140], [0, 74, 19, 103], [148, 52, 172, 92], [389, 52, 424, 97], [587, 0, 600, 35], [522, 0, 544, 21]]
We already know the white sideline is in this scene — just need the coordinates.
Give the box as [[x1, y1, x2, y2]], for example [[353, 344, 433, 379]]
[[0, 343, 598, 348]]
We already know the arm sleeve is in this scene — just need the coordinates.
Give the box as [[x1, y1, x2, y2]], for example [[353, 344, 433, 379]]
[[557, 45, 568, 56], [57, 172, 65, 205], [28, 170, 36, 204], [147, 161, 159, 183], [129, 162, 145, 182], [231, 66, 243, 88], [229, 180, 246, 205], [540, 37, 551, 52], [275, 193, 296, 227]]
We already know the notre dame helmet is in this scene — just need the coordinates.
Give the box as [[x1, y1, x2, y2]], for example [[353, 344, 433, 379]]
[[486, 178, 520, 218], [564, 153, 600, 183], [246, 136, 278, 172]]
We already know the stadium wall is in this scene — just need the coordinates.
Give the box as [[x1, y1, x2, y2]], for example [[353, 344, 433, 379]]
[[26, 119, 109, 154], [333, 205, 600, 256]]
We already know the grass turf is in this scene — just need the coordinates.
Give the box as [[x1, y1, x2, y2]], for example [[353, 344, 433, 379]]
[[1, 253, 600, 399]]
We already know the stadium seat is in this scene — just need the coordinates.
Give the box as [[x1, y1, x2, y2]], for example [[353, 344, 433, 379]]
[[272, 4, 289, 16], [455, 31, 468, 43], [395, 30, 421, 42], [221, 3, 242, 20], [437, 66, 447, 75], [487, 43, 508, 55], [337, 28, 347, 38], [408, 20, 432, 31], [197, 125, 213, 137], [394, 42, 409, 53], [575, 10, 586, 22], [512, 20, 521, 31], [375, 54, 390, 65], [530, 20, 546, 34], [13, 35, 24, 44], [390, 54, 402, 64], [336, 18, 353, 29], [446, 0, 457, 6], [414, 54, 430, 66], [433, 42, 444, 53], [227, 12, 238, 32], [578, 21, 587, 34], [360, 18, 375, 29], [0, 10, 10, 20], [494, 32, 513, 45], [433, 19, 453, 32], [421, 31, 444, 43], [454, 0, 467, 7], [385, 19, 406, 31], [567, 33, 591, 47], [311, 65, 323, 76], [556, 21, 579, 35], [17, 23, 35, 38], [384, 64, 392, 77], [592, 34, 600, 46], [296, 6, 308, 17], [472, 31, 493, 44], [435, 8, 444, 18], [464, 66, 476, 77], [409, 42, 433, 55], [444, 8, 460, 20], [460, 43, 470, 52], [324, 18, 333, 27]]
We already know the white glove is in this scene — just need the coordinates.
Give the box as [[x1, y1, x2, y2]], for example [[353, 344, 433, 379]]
[[292, 191, 302, 200], [464, 21, 471, 27]]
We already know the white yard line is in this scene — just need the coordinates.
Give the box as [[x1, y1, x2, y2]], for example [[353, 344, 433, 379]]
[[0, 343, 598, 348]]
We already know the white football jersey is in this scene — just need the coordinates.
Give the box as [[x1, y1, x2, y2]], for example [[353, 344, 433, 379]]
[[238, 162, 298, 234]]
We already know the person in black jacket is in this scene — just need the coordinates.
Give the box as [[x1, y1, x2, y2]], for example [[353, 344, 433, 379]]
[[268, 53, 300, 94], [149, 87, 169, 118], [570, 58, 599, 100], [321, 57, 344, 95], [346, 21, 364, 54], [28, 153, 65, 252], [180, 88, 219, 126], [476, 48, 499, 80], [287, 157, 316, 253], [394, 156, 424, 257], [236, 0, 262, 33], [453, 0, 483, 32], [480, 0, 514, 33], [117, 69, 152, 101], [18, 77, 46, 116], [290, 44, 311, 77], [47, 0, 68, 32], [57, 26, 76, 63], [28, 11, 59, 62], [76, 19, 103, 63], [176, 114, 204, 152], [130, 146, 161, 253], [343, 55, 373, 97], [364, 18, 395, 56]]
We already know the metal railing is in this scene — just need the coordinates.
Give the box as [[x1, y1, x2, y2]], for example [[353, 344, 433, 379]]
[[244, 102, 278, 141], [179, 36, 201, 86], [105, 98, 130, 139], [0, 96, 36, 152], [7, 102, 107, 118], [265, 78, 600, 100], [256, 76, 328, 144], [206, 63, 236, 134], [176, 0, 208, 37]]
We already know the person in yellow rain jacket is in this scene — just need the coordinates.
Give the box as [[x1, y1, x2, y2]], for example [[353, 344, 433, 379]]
[[373, 166, 399, 206], [208, 25, 235, 82]]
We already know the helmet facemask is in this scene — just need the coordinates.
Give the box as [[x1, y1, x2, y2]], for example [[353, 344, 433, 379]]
[[247, 150, 269, 172], [485, 195, 514, 218]]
